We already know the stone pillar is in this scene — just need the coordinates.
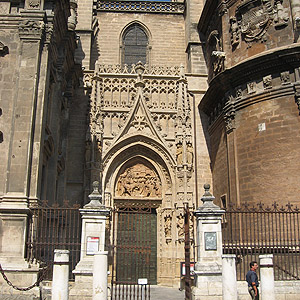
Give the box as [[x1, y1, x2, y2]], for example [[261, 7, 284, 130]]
[[222, 254, 237, 300], [259, 254, 275, 300], [192, 184, 225, 300], [69, 181, 111, 299], [52, 249, 70, 300], [93, 251, 108, 300]]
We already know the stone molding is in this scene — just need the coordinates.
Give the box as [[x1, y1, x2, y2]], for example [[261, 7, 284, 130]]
[[97, 0, 185, 14]]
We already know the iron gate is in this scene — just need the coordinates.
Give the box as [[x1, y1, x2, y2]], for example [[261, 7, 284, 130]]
[[110, 200, 157, 300], [26, 201, 81, 280]]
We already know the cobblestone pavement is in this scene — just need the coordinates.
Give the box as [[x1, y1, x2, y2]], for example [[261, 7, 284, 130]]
[[150, 285, 185, 300]]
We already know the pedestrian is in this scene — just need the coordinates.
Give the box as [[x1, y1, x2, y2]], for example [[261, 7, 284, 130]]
[[246, 261, 259, 300]]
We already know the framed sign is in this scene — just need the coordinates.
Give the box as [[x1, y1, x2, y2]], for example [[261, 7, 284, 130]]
[[86, 236, 99, 255], [204, 232, 217, 250], [180, 262, 195, 276]]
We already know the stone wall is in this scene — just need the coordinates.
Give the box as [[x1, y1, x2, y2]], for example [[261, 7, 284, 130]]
[[92, 12, 186, 68]]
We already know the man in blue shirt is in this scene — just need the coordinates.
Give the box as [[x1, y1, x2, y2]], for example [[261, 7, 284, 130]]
[[246, 261, 259, 299]]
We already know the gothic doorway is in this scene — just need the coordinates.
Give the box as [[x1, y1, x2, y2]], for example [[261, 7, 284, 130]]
[[110, 160, 162, 293]]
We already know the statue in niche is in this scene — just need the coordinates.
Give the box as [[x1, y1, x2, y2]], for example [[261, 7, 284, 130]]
[[164, 215, 172, 238], [177, 213, 185, 239], [176, 143, 183, 165], [186, 143, 193, 165], [115, 163, 162, 197]]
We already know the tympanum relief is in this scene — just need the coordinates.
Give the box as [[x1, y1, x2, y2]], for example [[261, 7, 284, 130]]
[[115, 163, 162, 198]]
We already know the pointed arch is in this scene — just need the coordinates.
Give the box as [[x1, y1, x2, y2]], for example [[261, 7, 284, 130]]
[[102, 135, 176, 205], [119, 21, 152, 66]]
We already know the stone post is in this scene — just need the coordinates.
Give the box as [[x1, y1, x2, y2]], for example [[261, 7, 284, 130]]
[[222, 254, 237, 300], [192, 184, 225, 300], [52, 249, 70, 300], [259, 254, 275, 300], [69, 181, 111, 299], [93, 251, 108, 300]]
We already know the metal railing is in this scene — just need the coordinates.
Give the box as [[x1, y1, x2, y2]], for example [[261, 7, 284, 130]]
[[222, 202, 300, 281], [26, 200, 82, 280]]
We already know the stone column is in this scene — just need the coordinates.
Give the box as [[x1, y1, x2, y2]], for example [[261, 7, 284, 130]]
[[192, 184, 225, 300], [259, 254, 275, 300], [52, 249, 70, 300], [222, 254, 237, 300], [93, 251, 108, 300], [69, 181, 111, 299]]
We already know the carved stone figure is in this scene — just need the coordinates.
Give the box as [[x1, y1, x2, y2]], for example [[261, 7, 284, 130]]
[[230, 16, 239, 47], [176, 143, 183, 165], [263, 75, 272, 89], [186, 143, 193, 165], [274, 0, 289, 28], [281, 71, 290, 84], [115, 163, 162, 197], [164, 215, 172, 238]]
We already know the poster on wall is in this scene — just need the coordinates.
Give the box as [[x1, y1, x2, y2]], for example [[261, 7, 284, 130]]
[[86, 236, 99, 255]]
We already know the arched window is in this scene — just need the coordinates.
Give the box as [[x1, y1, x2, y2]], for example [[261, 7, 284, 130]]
[[122, 24, 149, 66]]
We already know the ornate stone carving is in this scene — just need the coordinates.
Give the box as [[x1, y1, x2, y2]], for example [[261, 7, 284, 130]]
[[236, 88, 243, 99], [186, 143, 193, 165], [230, 16, 240, 48], [19, 20, 43, 39], [176, 142, 183, 166], [236, 0, 273, 45], [232, 0, 288, 47], [263, 75, 272, 89], [97, 0, 185, 14], [224, 96, 236, 134], [280, 71, 290, 84], [177, 213, 185, 241], [115, 163, 162, 198], [164, 214, 172, 242], [44, 24, 53, 44], [28, 0, 40, 9], [247, 81, 256, 94], [208, 30, 225, 75], [274, 0, 289, 28]]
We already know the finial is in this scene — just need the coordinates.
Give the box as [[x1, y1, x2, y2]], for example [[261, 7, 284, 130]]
[[84, 181, 103, 208]]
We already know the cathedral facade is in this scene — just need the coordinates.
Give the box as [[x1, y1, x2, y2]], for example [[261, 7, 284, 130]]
[[0, 0, 300, 296]]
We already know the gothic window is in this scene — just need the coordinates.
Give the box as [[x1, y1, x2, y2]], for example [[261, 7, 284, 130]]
[[122, 24, 149, 66]]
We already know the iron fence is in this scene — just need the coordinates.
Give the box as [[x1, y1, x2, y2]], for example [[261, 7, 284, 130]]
[[26, 200, 82, 280], [222, 202, 300, 281]]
